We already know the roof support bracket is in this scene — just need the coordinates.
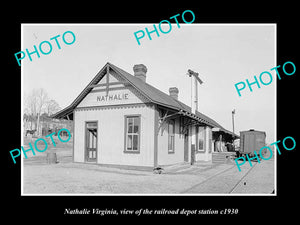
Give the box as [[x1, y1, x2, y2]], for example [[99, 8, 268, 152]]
[[158, 110, 182, 136], [158, 110, 169, 136]]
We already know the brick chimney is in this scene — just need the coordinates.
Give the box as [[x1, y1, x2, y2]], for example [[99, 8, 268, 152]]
[[169, 87, 179, 100], [133, 64, 147, 82]]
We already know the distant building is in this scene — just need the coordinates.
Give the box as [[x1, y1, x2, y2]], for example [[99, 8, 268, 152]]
[[24, 113, 73, 136]]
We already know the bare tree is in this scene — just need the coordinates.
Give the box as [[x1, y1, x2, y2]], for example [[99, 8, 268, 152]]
[[24, 88, 49, 136], [46, 99, 61, 116]]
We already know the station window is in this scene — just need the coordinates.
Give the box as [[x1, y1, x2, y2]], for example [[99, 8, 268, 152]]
[[124, 115, 141, 153], [168, 119, 175, 153], [197, 126, 205, 152], [208, 129, 212, 153]]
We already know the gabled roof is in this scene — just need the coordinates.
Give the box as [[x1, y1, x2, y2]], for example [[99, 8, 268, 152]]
[[109, 63, 189, 112], [52, 62, 238, 137]]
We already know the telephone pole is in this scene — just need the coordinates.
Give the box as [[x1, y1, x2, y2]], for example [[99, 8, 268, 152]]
[[232, 109, 235, 138], [187, 69, 203, 165]]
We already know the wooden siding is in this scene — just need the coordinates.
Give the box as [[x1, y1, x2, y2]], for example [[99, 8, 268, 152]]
[[74, 104, 155, 167]]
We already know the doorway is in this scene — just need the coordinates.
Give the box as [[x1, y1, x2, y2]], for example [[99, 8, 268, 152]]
[[184, 130, 189, 162], [85, 121, 98, 162]]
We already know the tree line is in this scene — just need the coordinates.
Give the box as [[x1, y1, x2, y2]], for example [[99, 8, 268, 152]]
[[24, 88, 61, 136]]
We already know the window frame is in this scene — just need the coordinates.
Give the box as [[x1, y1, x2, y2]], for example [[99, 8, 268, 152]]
[[168, 119, 175, 153], [124, 114, 141, 154], [196, 126, 206, 153]]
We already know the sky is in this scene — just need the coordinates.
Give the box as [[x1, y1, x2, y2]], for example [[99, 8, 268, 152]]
[[22, 24, 276, 144]]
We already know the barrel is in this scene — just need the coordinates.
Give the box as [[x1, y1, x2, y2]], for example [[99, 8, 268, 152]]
[[47, 152, 58, 164]]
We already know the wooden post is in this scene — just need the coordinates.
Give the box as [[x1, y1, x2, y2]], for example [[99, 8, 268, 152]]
[[191, 144, 195, 165], [187, 69, 203, 165], [232, 109, 235, 134]]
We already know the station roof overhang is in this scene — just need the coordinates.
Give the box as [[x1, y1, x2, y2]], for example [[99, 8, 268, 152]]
[[52, 62, 239, 138]]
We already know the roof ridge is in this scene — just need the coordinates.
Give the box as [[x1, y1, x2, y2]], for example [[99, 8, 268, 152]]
[[109, 64, 229, 130], [109, 63, 185, 110]]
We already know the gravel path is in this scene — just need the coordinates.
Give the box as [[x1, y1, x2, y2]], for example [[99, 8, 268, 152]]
[[231, 159, 274, 194], [23, 161, 234, 194], [182, 159, 274, 194], [22, 148, 275, 195]]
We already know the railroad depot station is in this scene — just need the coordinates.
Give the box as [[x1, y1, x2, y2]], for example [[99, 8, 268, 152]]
[[53, 62, 238, 169]]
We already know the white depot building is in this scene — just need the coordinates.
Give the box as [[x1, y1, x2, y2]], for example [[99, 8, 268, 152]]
[[53, 62, 237, 169]]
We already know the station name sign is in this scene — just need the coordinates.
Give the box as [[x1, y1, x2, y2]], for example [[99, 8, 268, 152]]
[[96, 93, 129, 102]]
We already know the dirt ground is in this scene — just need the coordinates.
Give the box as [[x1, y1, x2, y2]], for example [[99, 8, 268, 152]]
[[184, 159, 274, 194], [22, 136, 275, 195]]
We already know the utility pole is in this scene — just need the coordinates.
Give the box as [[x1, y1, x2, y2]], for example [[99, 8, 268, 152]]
[[187, 69, 203, 113], [232, 109, 235, 138], [187, 69, 203, 165]]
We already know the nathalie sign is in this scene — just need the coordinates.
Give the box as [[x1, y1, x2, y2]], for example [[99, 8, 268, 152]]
[[97, 93, 129, 102]]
